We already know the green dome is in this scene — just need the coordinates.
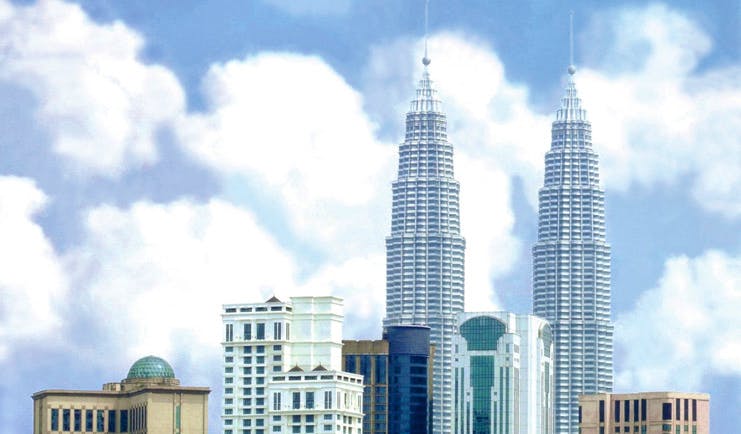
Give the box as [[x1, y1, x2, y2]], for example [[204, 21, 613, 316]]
[[126, 356, 175, 380]]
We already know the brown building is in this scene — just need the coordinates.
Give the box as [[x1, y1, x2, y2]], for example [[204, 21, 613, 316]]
[[579, 392, 709, 434], [32, 356, 210, 434], [342, 325, 433, 434]]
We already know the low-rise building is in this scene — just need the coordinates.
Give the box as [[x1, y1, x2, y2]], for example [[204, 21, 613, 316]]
[[578, 392, 710, 434], [32, 355, 210, 434]]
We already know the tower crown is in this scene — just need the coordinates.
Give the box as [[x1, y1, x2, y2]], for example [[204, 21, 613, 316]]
[[409, 69, 441, 113], [555, 76, 587, 122]]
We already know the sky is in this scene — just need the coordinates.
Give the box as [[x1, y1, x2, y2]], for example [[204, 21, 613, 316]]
[[0, 0, 739, 432]]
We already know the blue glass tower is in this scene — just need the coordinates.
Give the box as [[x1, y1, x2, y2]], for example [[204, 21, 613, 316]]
[[384, 56, 465, 434], [387, 326, 432, 434], [532, 64, 613, 434]]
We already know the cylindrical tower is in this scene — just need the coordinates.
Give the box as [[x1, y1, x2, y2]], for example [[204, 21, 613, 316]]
[[532, 67, 614, 434], [384, 60, 465, 434]]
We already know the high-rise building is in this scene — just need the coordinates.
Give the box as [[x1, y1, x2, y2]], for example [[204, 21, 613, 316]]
[[342, 325, 433, 434], [532, 63, 613, 434], [452, 312, 554, 434], [383, 53, 465, 434], [578, 392, 710, 434], [221, 296, 364, 434], [32, 355, 210, 434]]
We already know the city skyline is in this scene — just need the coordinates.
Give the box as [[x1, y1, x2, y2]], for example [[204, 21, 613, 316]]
[[0, 1, 738, 434]]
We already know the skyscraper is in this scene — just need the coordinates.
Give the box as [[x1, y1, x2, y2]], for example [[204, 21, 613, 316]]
[[384, 54, 465, 434], [532, 63, 613, 434]]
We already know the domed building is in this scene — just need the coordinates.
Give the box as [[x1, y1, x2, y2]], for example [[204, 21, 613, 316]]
[[32, 356, 210, 434]]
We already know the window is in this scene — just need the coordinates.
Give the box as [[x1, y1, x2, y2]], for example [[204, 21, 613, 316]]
[[599, 400, 605, 422], [120, 410, 129, 432], [578, 406, 582, 424], [244, 323, 252, 340], [63, 409, 70, 431], [272, 427, 281, 432], [375, 355, 387, 383], [257, 346, 265, 354], [293, 415, 301, 423], [244, 357, 252, 364], [615, 400, 620, 422], [325, 391, 332, 409], [641, 399, 647, 421], [226, 346, 234, 353], [274, 322, 282, 340], [273, 355, 282, 362], [625, 399, 630, 422], [634, 400, 639, 422], [256, 323, 265, 340], [226, 356, 234, 363], [675, 399, 680, 420], [663, 403, 672, 420], [97, 410, 105, 432], [51, 409, 59, 431], [273, 393, 281, 410], [292, 427, 300, 434], [273, 345, 282, 351], [226, 324, 234, 342], [306, 426, 314, 433], [286, 323, 290, 340], [74, 409, 81, 431], [306, 392, 315, 409], [692, 400, 697, 421], [684, 399, 688, 421], [293, 392, 301, 409], [109, 410, 117, 433], [245, 346, 253, 354]]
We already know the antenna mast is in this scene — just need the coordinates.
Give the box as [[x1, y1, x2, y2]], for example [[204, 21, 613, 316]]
[[568, 11, 576, 75], [423, 0, 431, 66]]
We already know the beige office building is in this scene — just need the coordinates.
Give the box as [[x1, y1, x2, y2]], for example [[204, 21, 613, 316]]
[[579, 392, 709, 434], [33, 356, 210, 434]]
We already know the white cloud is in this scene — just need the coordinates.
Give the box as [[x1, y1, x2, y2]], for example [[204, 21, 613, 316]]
[[615, 250, 741, 391], [0, 0, 184, 175], [0, 176, 67, 361], [176, 53, 394, 254], [65, 198, 298, 362], [579, 4, 741, 217]]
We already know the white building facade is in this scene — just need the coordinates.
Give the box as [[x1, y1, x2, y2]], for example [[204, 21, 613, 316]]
[[222, 296, 364, 434], [532, 65, 613, 434], [453, 312, 554, 434]]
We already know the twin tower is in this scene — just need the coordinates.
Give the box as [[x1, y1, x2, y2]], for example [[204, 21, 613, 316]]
[[383, 55, 613, 434]]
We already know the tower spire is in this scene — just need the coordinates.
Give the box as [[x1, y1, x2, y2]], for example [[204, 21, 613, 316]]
[[422, 0, 431, 66], [568, 11, 576, 75]]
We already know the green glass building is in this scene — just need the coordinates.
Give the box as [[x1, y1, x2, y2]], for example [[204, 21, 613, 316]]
[[453, 313, 553, 434]]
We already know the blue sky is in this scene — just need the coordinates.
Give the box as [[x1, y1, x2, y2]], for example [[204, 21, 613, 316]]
[[0, 1, 739, 433]]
